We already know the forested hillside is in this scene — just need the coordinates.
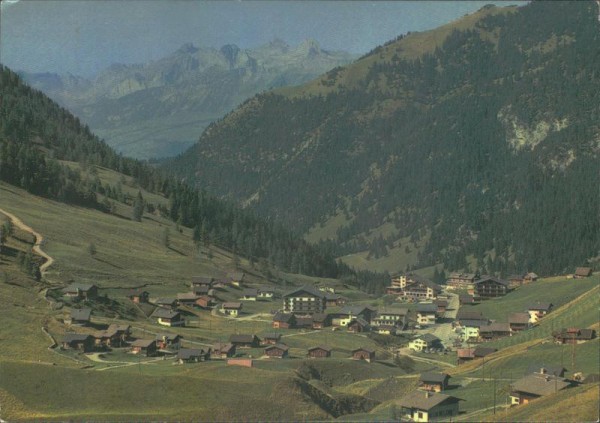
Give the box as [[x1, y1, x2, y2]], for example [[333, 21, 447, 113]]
[[169, 1, 600, 276], [0, 66, 389, 291]]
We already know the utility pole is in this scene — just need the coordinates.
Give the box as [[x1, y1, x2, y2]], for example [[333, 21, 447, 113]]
[[493, 376, 496, 415]]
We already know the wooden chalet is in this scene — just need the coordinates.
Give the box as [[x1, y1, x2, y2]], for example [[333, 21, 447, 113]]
[[229, 334, 260, 348], [264, 343, 289, 358], [333, 305, 376, 327], [527, 302, 553, 324], [312, 313, 331, 329], [419, 372, 451, 392], [372, 308, 409, 328], [93, 327, 123, 348], [409, 334, 442, 352], [107, 324, 131, 343], [151, 308, 184, 327], [240, 288, 258, 301], [272, 312, 296, 329], [196, 295, 215, 308], [434, 299, 448, 315], [130, 339, 157, 356], [66, 308, 92, 326], [509, 373, 571, 405], [295, 316, 314, 329], [456, 309, 488, 326], [324, 292, 346, 307], [155, 333, 182, 350], [192, 286, 212, 296], [473, 277, 510, 299], [347, 317, 371, 333], [128, 288, 149, 303], [416, 303, 438, 326], [257, 287, 275, 299], [458, 294, 476, 306], [308, 345, 332, 358], [479, 322, 511, 342], [153, 297, 177, 309], [446, 272, 479, 290], [211, 342, 236, 359], [508, 272, 538, 288], [552, 328, 596, 344], [508, 312, 530, 333], [191, 276, 214, 289], [261, 333, 281, 346], [573, 267, 593, 278], [351, 347, 375, 363], [177, 292, 200, 307], [62, 283, 98, 300], [456, 346, 496, 364], [282, 286, 326, 315], [221, 302, 242, 317], [177, 348, 210, 363], [228, 272, 245, 287], [399, 391, 462, 422], [61, 333, 94, 352]]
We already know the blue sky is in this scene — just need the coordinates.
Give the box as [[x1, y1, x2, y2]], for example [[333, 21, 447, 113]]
[[1, 1, 523, 77]]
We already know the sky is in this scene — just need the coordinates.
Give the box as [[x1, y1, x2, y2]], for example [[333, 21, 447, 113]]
[[1, 1, 522, 78]]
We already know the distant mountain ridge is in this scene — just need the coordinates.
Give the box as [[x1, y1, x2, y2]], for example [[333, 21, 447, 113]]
[[21, 39, 356, 159]]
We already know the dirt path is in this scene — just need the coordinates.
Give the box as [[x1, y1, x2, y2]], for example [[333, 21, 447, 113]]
[[0, 208, 54, 275]]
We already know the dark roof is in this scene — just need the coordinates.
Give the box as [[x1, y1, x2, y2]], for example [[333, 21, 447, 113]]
[[474, 276, 509, 287], [296, 316, 314, 326], [339, 305, 375, 316], [420, 372, 450, 384], [526, 365, 566, 377], [474, 347, 497, 357], [222, 302, 242, 309], [418, 334, 441, 343], [242, 288, 258, 297], [308, 345, 332, 353], [258, 286, 275, 293], [131, 339, 155, 348], [348, 317, 370, 328], [70, 308, 91, 321], [213, 342, 235, 353], [511, 373, 571, 396], [582, 374, 600, 384], [230, 334, 258, 343], [324, 292, 342, 300], [177, 348, 206, 360], [177, 292, 199, 301], [262, 333, 281, 340], [448, 272, 478, 280], [508, 312, 530, 324], [283, 285, 325, 299], [156, 333, 182, 342], [352, 347, 375, 354], [398, 391, 462, 411], [574, 267, 592, 277], [265, 343, 289, 352], [193, 286, 210, 295], [479, 322, 511, 333], [151, 308, 180, 319], [434, 299, 449, 307], [528, 302, 553, 311], [273, 312, 295, 323], [456, 309, 487, 321], [459, 295, 475, 302], [228, 272, 245, 281], [377, 308, 409, 316], [553, 328, 595, 340], [312, 313, 330, 323], [154, 297, 177, 305], [461, 319, 489, 328], [62, 333, 92, 343], [416, 303, 438, 314], [191, 276, 214, 285]]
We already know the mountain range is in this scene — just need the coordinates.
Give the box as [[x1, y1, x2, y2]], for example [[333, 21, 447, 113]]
[[21, 39, 355, 159], [167, 1, 600, 277]]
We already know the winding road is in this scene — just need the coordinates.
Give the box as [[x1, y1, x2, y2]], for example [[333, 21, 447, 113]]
[[0, 208, 54, 275]]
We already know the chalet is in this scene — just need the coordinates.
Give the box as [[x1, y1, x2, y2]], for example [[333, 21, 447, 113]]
[[153, 297, 177, 309], [419, 372, 451, 392], [527, 302, 553, 324], [177, 348, 210, 363], [192, 286, 211, 296], [552, 328, 596, 344], [62, 283, 98, 300], [458, 295, 476, 306], [573, 267, 592, 278], [229, 334, 260, 348], [196, 295, 215, 308], [312, 313, 331, 329], [264, 343, 289, 358], [308, 345, 332, 358], [446, 272, 479, 290], [261, 333, 281, 346], [403, 278, 442, 301], [351, 347, 375, 363], [151, 308, 184, 327], [128, 289, 149, 303], [377, 325, 397, 335], [409, 334, 442, 352], [526, 365, 566, 378], [240, 288, 258, 301], [455, 309, 488, 327], [61, 333, 94, 352], [399, 391, 462, 422], [130, 339, 157, 356], [295, 316, 314, 329], [508, 312, 530, 333], [177, 292, 200, 307], [282, 286, 326, 315], [347, 317, 371, 333], [107, 324, 131, 343], [473, 277, 510, 299], [211, 342, 236, 359], [221, 302, 242, 317], [434, 299, 448, 315], [228, 272, 245, 287], [324, 292, 346, 307], [272, 312, 296, 329], [479, 322, 511, 342], [333, 305, 376, 327], [460, 320, 488, 343], [509, 373, 571, 405], [93, 328, 123, 348], [257, 287, 275, 299], [416, 304, 438, 326], [66, 308, 92, 326], [508, 272, 538, 288], [456, 346, 497, 364], [155, 334, 182, 350], [372, 308, 409, 328], [191, 276, 214, 289]]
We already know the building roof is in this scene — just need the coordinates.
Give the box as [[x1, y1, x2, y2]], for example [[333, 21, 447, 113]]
[[434, 299, 449, 307], [192, 286, 210, 295], [509, 312, 530, 324], [258, 286, 275, 293], [222, 302, 242, 309], [262, 333, 281, 341], [456, 309, 487, 321], [228, 272, 245, 281], [339, 305, 375, 316], [129, 288, 149, 296], [474, 347, 497, 357], [265, 343, 289, 352], [177, 348, 206, 360], [70, 308, 91, 321], [574, 267, 592, 277], [398, 391, 462, 411], [474, 276, 509, 287], [416, 303, 438, 314], [553, 328, 595, 340], [107, 323, 131, 333], [448, 272, 478, 280], [308, 345, 332, 353], [62, 333, 92, 343], [377, 308, 409, 316], [283, 285, 325, 299], [213, 342, 235, 353], [352, 347, 375, 354], [528, 302, 553, 312], [456, 346, 497, 359], [511, 373, 571, 396], [156, 333, 182, 342], [151, 308, 180, 319], [131, 339, 155, 348], [461, 319, 489, 328], [479, 322, 511, 333], [273, 312, 295, 323], [229, 334, 258, 344], [191, 276, 214, 285], [177, 292, 199, 301], [324, 292, 342, 300], [420, 372, 450, 384], [312, 313, 330, 323], [526, 364, 566, 377], [242, 288, 259, 297], [348, 317, 370, 328], [154, 297, 177, 305], [418, 333, 441, 344]]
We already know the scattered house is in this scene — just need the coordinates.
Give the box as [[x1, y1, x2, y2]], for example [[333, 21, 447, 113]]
[[508, 272, 538, 288], [212, 342, 236, 359], [479, 322, 511, 342], [527, 302, 553, 324], [347, 317, 371, 333], [398, 391, 462, 422], [372, 308, 409, 328], [351, 347, 375, 363], [387, 273, 441, 300], [196, 295, 215, 309], [228, 272, 245, 287], [66, 308, 92, 326], [240, 288, 258, 301], [526, 365, 566, 378], [295, 316, 314, 329], [308, 345, 332, 358], [324, 292, 347, 307], [62, 283, 98, 300], [257, 287, 275, 300], [130, 339, 157, 356], [177, 348, 210, 363], [221, 302, 243, 317], [409, 334, 442, 352], [192, 286, 211, 297], [473, 277, 510, 299], [282, 286, 326, 315], [456, 309, 487, 324], [153, 297, 177, 309], [334, 305, 376, 327], [128, 289, 149, 303], [177, 292, 200, 307], [446, 272, 479, 290], [272, 312, 296, 329], [93, 328, 123, 348], [458, 295, 476, 306], [151, 308, 184, 327], [573, 267, 593, 278], [107, 324, 131, 344], [261, 333, 281, 346], [312, 313, 332, 329], [460, 320, 488, 343], [61, 333, 94, 352], [419, 372, 451, 392], [434, 299, 448, 315], [552, 328, 596, 344], [456, 346, 497, 364], [508, 312, 530, 333], [264, 343, 289, 358], [416, 304, 438, 326], [155, 334, 182, 350], [191, 276, 214, 289], [509, 372, 572, 405], [377, 325, 397, 336], [229, 334, 260, 348]]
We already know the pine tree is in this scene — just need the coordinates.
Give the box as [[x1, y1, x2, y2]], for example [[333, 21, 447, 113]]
[[132, 191, 144, 222]]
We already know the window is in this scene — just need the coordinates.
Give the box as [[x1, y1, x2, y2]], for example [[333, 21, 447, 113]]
[[418, 412, 424, 419]]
